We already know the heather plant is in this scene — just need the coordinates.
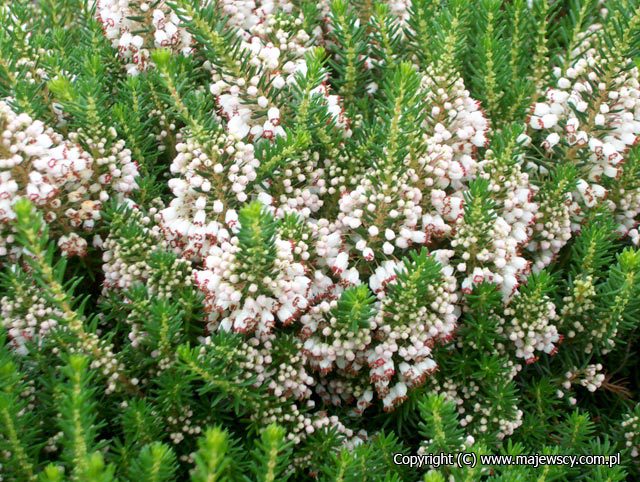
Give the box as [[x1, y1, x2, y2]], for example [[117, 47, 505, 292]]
[[1, 0, 640, 480]]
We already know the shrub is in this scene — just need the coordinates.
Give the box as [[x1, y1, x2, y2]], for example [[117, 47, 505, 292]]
[[1, 0, 640, 480]]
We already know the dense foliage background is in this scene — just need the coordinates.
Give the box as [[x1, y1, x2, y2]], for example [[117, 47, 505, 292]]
[[1, 0, 640, 480]]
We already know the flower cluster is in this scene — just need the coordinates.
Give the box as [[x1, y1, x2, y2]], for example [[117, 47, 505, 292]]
[[366, 250, 459, 410], [622, 406, 640, 458], [0, 269, 64, 355], [96, 0, 193, 75], [101, 204, 194, 295], [336, 75, 489, 263], [525, 174, 575, 271], [190, 194, 463, 412], [194, 206, 318, 336], [527, 24, 640, 245], [562, 363, 606, 394], [501, 272, 561, 363], [198, 1, 332, 142], [197, 331, 358, 447], [560, 274, 597, 338], [158, 132, 258, 261], [0, 101, 138, 259]]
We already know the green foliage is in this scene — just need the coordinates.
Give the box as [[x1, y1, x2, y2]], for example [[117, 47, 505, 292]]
[[407, 0, 467, 79], [328, 0, 369, 103], [373, 62, 424, 169], [319, 433, 407, 482], [333, 284, 376, 332], [418, 394, 467, 454], [383, 248, 444, 326], [236, 202, 278, 295], [56, 354, 116, 481], [247, 424, 293, 482], [190, 427, 235, 482], [0, 333, 39, 481], [593, 248, 640, 352]]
